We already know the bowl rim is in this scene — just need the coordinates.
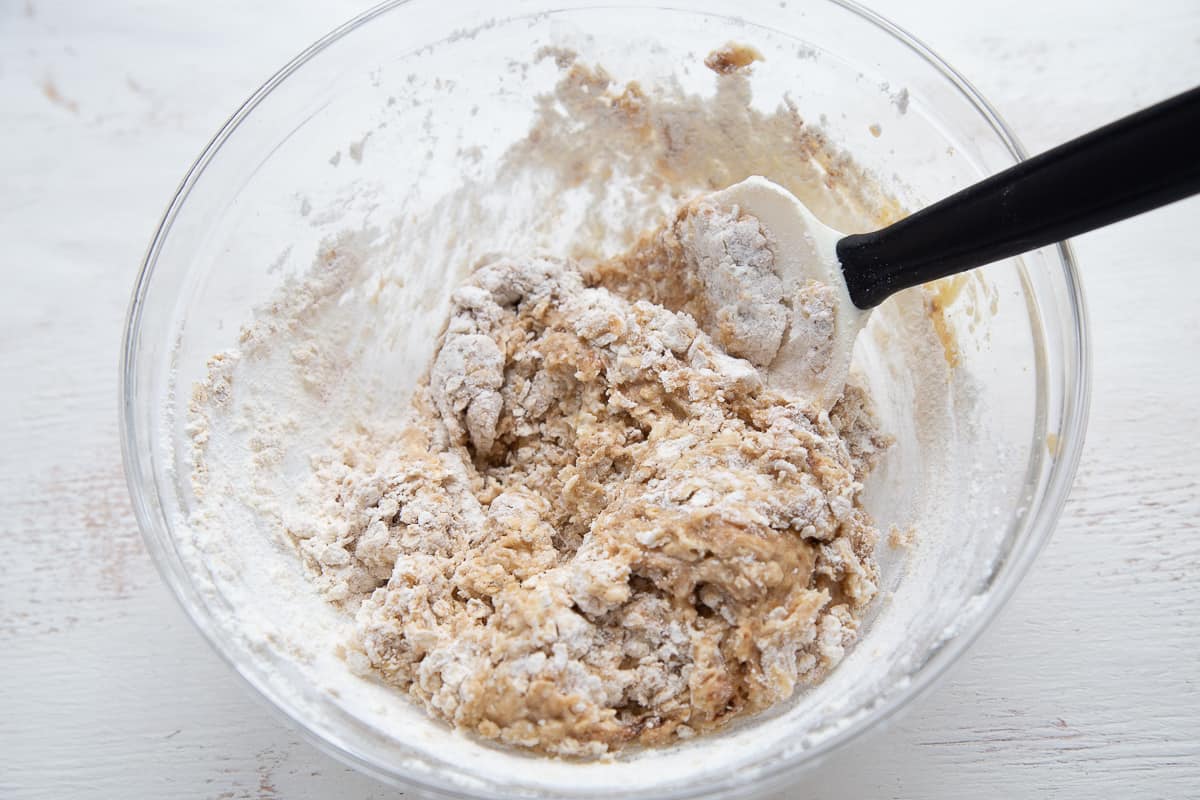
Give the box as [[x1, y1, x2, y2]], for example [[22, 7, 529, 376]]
[[120, 1, 1091, 797]]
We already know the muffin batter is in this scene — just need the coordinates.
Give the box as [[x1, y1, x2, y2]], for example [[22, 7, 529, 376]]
[[287, 198, 890, 755]]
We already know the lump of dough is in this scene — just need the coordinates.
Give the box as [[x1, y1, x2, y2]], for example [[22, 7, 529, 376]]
[[430, 332, 504, 456], [678, 201, 788, 367]]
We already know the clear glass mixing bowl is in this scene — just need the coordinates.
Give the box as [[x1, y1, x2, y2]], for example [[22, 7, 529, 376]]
[[121, 1, 1090, 797]]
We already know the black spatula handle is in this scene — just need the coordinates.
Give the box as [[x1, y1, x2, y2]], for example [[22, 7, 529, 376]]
[[837, 85, 1200, 309]]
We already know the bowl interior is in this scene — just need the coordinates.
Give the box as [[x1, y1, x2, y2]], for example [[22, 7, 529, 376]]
[[123, 1, 1086, 798]]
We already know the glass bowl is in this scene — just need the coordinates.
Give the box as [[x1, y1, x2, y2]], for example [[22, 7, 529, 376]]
[[120, 1, 1090, 797]]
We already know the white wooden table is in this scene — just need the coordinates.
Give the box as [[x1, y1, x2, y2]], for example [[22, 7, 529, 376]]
[[2, 1, 1197, 797]]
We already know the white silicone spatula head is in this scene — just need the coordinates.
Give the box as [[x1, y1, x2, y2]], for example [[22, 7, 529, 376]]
[[708, 176, 866, 407]]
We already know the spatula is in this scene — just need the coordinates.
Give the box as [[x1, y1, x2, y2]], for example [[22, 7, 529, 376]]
[[713, 84, 1200, 404]]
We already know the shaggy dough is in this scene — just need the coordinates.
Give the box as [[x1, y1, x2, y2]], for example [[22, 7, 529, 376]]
[[288, 200, 889, 756]]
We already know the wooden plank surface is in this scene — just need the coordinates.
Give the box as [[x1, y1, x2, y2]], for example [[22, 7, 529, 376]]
[[1, 0, 1197, 797]]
